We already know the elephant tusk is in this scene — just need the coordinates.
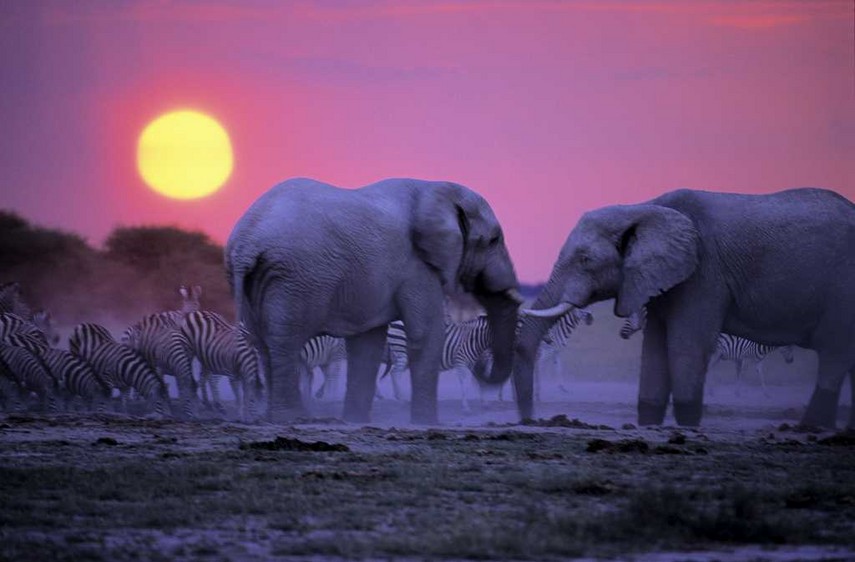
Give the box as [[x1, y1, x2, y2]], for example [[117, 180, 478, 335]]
[[520, 302, 573, 318], [505, 288, 525, 305]]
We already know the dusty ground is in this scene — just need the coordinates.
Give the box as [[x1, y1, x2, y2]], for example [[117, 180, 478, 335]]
[[1, 381, 853, 562]]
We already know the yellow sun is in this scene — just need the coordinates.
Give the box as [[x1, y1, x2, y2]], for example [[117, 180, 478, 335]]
[[137, 110, 233, 200]]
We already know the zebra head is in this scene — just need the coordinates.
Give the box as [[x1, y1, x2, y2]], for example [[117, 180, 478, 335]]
[[178, 285, 203, 314], [32, 310, 60, 346]]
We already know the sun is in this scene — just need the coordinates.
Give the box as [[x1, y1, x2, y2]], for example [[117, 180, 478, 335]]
[[136, 110, 233, 200]]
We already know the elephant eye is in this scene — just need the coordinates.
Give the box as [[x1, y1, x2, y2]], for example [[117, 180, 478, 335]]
[[488, 235, 501, 246], [578, 254, 590, 266]]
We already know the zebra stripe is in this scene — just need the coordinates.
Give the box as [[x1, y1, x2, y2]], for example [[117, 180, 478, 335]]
[[122, 313, 197, 418], [710, 334, 794, 396], [619, 308, 647, 340], [180, 311, 261, 421], [41, 348, 112, 412], [69, 323, 170, 416], [301, 335, 346, 400], [542, 308, 593, 349], [0, 343, 59, 412], [0, 313, 49, 347], [381, 317, 494, 410]]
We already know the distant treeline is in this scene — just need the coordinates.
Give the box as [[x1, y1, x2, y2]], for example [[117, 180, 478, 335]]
[[0, 210, 232, 329], [0, 210, 545, 330]]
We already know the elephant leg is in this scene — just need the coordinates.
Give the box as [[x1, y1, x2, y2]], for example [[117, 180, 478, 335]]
[[401, 310, 445, 425], [343, 327, 387, 423], [266, 341, 308, 423], [668, 340, 716, 427], [801, 353, 851, 428], [637, 313, 671, 425]]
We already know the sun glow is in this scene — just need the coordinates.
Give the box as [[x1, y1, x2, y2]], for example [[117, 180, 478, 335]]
[[136, 110, 233, 200]]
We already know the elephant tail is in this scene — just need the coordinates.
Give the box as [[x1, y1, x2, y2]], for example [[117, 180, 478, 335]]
[[228, 250, 260, 341]]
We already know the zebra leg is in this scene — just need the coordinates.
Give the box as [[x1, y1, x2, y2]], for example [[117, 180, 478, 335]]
[[756, 359, 770, 398], [228, 376, 244, 422], [734, 359, 744, 397], [343, 327, 388, 423], [453, 367, 470, 413], [208, 374, 226, 414]]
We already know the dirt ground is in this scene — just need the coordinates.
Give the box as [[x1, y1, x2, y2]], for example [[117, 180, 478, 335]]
[[1, 379, 853, 562]]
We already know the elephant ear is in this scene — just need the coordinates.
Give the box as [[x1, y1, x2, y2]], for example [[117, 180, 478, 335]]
[[615, 206, 699, 317], [412, 183, 482, 289]]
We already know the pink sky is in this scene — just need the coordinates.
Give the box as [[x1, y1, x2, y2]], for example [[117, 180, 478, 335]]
[[0, 0, 852, 282]]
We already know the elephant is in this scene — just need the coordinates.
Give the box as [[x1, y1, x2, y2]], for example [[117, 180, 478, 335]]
[[514, 187, 855, 428], [225, 177, 521, 424]]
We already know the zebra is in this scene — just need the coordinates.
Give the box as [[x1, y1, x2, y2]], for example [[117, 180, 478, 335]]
[[300, 335, 347, 401], [0, 313, 49, 347], [381, 317, 495, 412], [619, 308, 647, 340], [0, 343, 60, 412], [620, 308, 795, 395], [69, 323, 170, 417], [709, 334, 795, 396], [122, 313, 197, 418], [537, 308, 594, 394], [40, 348, 112, 412], [179, 311, 262, 421], [119, 284, 205, 417]]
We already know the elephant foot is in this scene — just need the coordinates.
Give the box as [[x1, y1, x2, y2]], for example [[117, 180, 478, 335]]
[[342, 404, 372, 424], [673, 400, 703, 426], [637, 400, 666, 426], [801, 388, 838, 429], [517, 398, 534, 422]]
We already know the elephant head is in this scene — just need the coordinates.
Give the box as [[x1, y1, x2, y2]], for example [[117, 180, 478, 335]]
[[412, 182, 522, 386], [512, 204, 699, 419]]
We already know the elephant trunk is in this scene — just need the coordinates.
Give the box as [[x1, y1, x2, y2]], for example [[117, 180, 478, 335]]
[[474, 292, 518, 386], [512, 278, 566, 420]]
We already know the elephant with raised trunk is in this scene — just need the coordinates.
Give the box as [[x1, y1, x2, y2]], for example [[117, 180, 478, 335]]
[[226, 178, 521, 424], [515, 188, 855, 428]]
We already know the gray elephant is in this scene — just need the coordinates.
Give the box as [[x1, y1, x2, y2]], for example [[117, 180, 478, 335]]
[[226, 178, 521, 424], [515, 188, 855, 428]]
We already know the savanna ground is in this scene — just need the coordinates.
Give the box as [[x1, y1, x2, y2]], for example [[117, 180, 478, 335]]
[[1, 302, 853, 561], [1, 373, 854, 562]]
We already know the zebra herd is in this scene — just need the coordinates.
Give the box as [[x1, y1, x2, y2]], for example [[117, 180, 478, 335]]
[[0, 282, 595, 419], [0, 280, 793, 420]]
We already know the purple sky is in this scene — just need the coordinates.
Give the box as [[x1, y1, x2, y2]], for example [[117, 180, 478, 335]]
[[1, 1, 852, 282]]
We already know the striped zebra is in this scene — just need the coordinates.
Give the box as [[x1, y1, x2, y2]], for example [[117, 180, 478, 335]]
[[709, 334, 795, 396], [119, 285, 205, 417], [537, 308, 594, 395], [619, 308, 647, 340], [301, 335, 347, 401], [179, 311, 262, 421], [0, 313, 50, 348], [122, 313, 197, 418], [381, 317, 494, 411], [69, 323, 170, 417], [41, 348, 112, 412], [0, 343, 60, 412]]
